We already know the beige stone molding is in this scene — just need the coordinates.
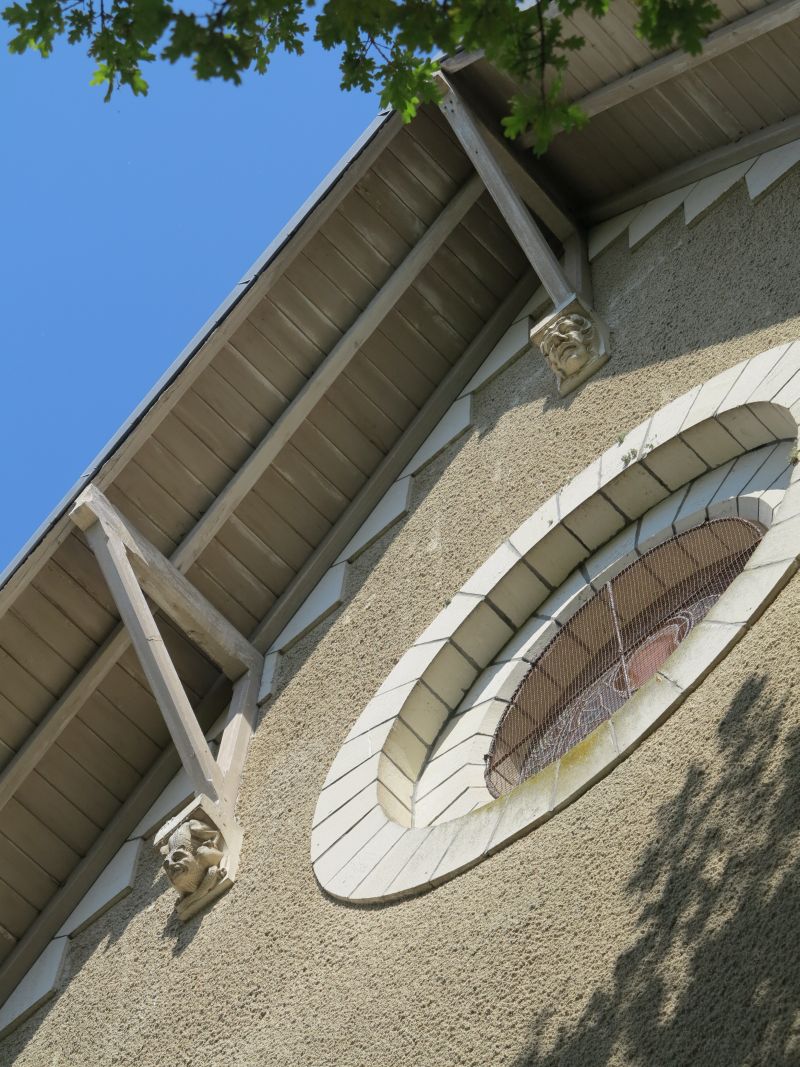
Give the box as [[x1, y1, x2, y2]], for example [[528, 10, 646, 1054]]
[[311, 339, 800, 904], [68, 486, 262, 921], [530, 296, 610, 397], [588, 138, 800, 260]]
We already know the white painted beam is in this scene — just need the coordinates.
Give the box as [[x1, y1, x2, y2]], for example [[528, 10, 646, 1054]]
[[84, 521, 226, 805], [70, 485, 261, 679], [436, 73, 575, 307], [216, 668, 261, 811]]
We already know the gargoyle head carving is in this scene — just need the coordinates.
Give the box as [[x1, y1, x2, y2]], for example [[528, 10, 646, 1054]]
[[160, 818, 226, 914], [539, 313, 597, 382]]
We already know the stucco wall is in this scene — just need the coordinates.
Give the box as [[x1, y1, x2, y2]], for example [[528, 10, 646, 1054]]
[[5, 169, 800, 1067]]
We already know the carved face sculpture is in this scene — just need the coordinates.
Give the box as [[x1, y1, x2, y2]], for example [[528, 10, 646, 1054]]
[[540, 313, 596, 381], [160, 819, 224, 898]]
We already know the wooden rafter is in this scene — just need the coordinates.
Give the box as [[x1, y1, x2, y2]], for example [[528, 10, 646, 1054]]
[[574, 0, 800, 122], [0, 168, 484, 821], [436, 73, 575, 308]]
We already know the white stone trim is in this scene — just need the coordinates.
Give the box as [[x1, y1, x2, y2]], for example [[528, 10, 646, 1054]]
[[57, 840, 144, 939], [588, 137, 800, 260], [312, 340, 800, 903], [0, 939, 68, 1040]]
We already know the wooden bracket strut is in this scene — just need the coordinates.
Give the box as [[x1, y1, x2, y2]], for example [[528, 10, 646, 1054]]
[[69, 484, 263, 919], [435, 72, 610, 396]]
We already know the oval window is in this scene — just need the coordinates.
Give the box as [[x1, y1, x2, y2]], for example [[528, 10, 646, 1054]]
[[485, 518, 764, 797]]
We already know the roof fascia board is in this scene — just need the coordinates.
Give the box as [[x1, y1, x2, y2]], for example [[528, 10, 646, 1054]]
[[0, 108, 400, 615], [585, 111, 800, 223]]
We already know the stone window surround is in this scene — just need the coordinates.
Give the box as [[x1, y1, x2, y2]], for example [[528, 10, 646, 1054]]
[[311, 338, 800, 904], [414, 441, 790, 825]]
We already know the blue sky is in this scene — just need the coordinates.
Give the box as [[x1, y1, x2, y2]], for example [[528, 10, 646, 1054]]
[[0, 34, 379, 574]]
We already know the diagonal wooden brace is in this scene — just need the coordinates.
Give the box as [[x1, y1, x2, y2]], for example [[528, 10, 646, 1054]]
[[436, 72, 610, 395], [69, 485, 264, 918]]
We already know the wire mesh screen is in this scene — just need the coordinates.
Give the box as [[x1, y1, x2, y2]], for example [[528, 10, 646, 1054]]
[[485, 518, 764, 798]]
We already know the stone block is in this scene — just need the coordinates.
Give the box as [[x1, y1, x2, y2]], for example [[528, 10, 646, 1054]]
[[602, 463, 669, 522], [563, 492, 626, 552], [315, 753, 381, 825], [335, 478, 412, 563], [681, 363, 749, 432], [684, 160, 754, 224], [313, 806, 389, 886], [271, 563, 348, 652], [611, 673, 683, 755], [58, 840, 143, 938], [495, 615, 557, 664], [747, 514, 800, 568], [416, 594, 514, 668], [719, 345, 790, 413], [486, 760, 558, 853], [0, 938, 69, 1040], [716, 406, 776, 451], [461, 541, 520, 598], [429, 799, 502, 882], [486, 562, 552, 628], [459, 659, 528, 711], [310, 783, 378, 861], [522, 524, 589, 590], [584, 522, 638, 587], [383, 718, 427, 780], [642, 437, 708, 491], [351, 827, 433, 902], [323, 720, 394, 789], [400, 396, 472, 476], [680, 420, 743, 468], [703, 560, 795, 628], [346, 682, 421, 741], [324, 821, 407, 899], [507, 495, 560, 556], [552, 722, 619, 810], [415, 767, 486, 827], [673, 461, 735, 533], [385, 823, 460, 897], [398, 683, 451, 746], [636, 487, 685, 555], [659, 619, 742, 693]]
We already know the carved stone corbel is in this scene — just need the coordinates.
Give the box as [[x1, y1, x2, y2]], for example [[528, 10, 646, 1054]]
[[153, 795, 243, 921], [531, 296, 610, 397]]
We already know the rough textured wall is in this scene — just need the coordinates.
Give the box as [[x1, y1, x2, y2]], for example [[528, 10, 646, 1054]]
[[5, 170, 800, 1067]]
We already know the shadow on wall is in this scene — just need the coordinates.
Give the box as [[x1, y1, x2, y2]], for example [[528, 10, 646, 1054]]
[[511, 673, 800, 1067]]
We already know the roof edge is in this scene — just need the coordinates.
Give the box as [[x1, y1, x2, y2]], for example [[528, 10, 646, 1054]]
[[0, 106, 395, 599]]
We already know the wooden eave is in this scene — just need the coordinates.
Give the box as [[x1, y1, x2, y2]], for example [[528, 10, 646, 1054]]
[[1, 0, 800, 1002]]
